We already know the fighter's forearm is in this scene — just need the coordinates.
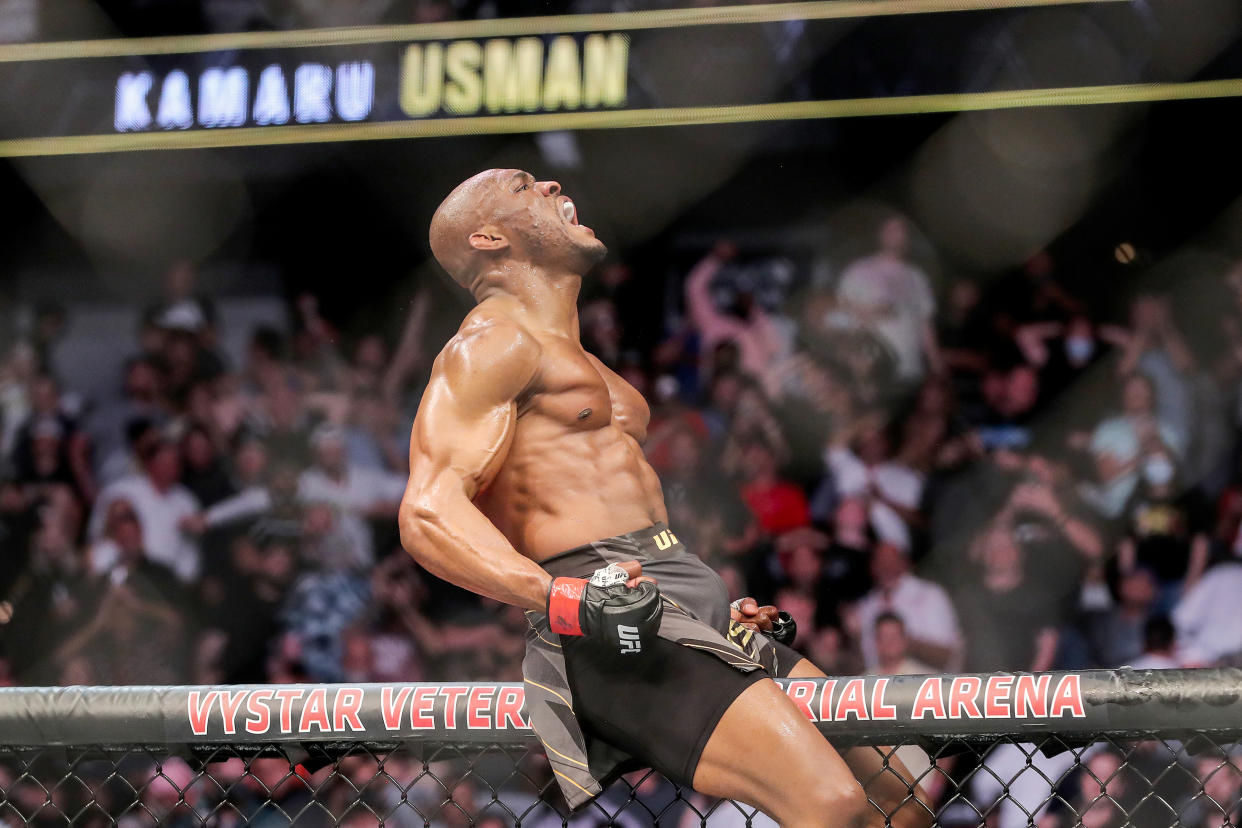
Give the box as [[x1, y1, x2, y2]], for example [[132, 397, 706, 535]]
[[399, 493, 551, 612]]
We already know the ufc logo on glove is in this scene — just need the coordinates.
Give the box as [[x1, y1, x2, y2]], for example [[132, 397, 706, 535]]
[[617, 624, 642, 654], [547, 563, 662, 657]]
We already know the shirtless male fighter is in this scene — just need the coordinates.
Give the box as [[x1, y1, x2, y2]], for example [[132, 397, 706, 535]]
[[400, 169, 930, 827]]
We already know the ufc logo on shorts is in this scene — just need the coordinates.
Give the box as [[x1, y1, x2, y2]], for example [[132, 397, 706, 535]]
[[617, 625, 642, 654]]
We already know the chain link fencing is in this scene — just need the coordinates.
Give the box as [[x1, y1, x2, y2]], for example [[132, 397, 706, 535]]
[[3, 734, 1240, 826], [2, 671, 1241, 826]]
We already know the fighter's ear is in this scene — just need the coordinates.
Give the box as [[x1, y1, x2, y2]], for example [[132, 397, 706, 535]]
[[468, 230, 509, 252]]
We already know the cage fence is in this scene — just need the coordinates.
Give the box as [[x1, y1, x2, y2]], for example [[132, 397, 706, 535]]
[[1, 671, 1240, 827], [2, 735, 1241, 827]]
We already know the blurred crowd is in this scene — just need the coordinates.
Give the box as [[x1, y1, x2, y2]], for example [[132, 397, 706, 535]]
[[6, 214, 1242, 689], [4, 212, 1242, 823]]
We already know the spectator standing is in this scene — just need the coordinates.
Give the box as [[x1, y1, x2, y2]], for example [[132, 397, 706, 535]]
[[968, 362, 1041, 453], [89, 434, 201, 582], [650, 422, 755, 562], [936, 276, 991, 376], [983, 250, 1084, 331], [1115, 295, 1196, 453], [57, 505, 190, 685], [1129, 615, 1179, 670], [1087, 567, 1159, 667], [1172, 560, 1242, 666], [872, 611, 935, 675], [824, 421, 924, 550], [88, 356, 167, 485], [280, 559, 371, 682], [10, 375, 95, 505], [821, 500, 875, 603], [684, 241, 787, 383], [179, 424, 236, 508], [834, 215, 942, 384], [958, 474, 1102, 671], [1082, 373, 1184, 518], [729, 431, 810, 536], [856, 542, 963, 673], [0, 516, 93, 684], [194, 530, 297, 684], [297, 425, 406, 568], [344, 389, 409, 473], [155, 300, 226, 406], [1115, 451, 1211, 609], [184, 436, 282, 533], [1016, 314, 1125, 403], [0, 341, 38, 459]]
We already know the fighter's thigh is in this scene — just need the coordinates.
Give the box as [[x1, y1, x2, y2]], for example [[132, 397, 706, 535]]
[[692, 677, 865, 819]]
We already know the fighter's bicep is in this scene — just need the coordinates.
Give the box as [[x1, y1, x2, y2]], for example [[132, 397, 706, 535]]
[[406, 323, 539, 499], [409, 378, 517, 499]]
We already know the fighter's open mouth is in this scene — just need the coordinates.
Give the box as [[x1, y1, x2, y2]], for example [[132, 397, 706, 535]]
[[561, 199, 578, 225]]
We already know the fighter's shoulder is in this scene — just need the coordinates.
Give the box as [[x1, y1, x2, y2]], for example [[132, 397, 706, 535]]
[[434, 309, 542, 398]]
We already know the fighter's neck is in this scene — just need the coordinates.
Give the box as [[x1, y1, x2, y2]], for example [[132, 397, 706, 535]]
[[475, 266, 582, 337]]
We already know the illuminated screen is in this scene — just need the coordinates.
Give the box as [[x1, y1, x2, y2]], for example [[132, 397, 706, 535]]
[[2, 0, 1238, 156]]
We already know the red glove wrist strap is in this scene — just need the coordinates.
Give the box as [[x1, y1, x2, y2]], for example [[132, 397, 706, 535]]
[[548, 577, 586, 636]]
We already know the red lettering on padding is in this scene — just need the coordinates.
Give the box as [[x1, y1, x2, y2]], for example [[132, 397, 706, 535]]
[[299, 687, 331, 733], [245, 689, 274, 735], [1013, 675, 1050, 718], [440, 686, 469, 729], [274, 689, 304, 733], [835, 678, 869, 721], [382, 686, 414, 730], [785, 680, 818, 722], [911, 678, 946, 720], [333, 688, 365, 733], [871, 679, 897, 720], [984, 676, 1013, 718], [495, 687, 527, 729], [1050, 674, 1086, 718], [948, 677, 983, 719], [218, 690, 249, 736], [467, 686, 495, 729], [410, 686, 437, 729], [187, 690, 219, 736], [817, 680, 837, 722]]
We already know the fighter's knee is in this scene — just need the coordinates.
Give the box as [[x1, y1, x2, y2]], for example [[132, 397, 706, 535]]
[[787, 781, 870, 827]]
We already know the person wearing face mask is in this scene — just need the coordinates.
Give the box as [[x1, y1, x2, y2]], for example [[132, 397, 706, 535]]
[[1015, 314, 1129, 405], [1115, 450, 1212, 613], [1081, 373, 1185, 518]]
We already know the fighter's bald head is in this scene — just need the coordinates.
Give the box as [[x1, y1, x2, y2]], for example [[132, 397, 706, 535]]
[[430, 168, 606, 294], [429, 169, 518, 291]]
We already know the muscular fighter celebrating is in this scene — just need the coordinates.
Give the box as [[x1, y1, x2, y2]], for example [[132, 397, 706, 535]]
[[401, 169, 929, 827]]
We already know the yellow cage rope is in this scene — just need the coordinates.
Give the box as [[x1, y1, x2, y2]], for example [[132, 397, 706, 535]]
[[0, 0, 1128, 62], [1, 78, 1238, 159]]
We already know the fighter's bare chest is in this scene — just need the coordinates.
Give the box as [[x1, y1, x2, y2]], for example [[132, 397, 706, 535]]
[[518, 339, 648, 437]]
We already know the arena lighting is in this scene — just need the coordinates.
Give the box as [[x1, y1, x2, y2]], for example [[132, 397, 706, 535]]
[[1, 78, 1240, 159], [0, 0, 1126, 62]]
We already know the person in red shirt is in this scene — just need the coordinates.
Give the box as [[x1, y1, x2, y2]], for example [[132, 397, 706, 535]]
[[732, 431, 810, 535]]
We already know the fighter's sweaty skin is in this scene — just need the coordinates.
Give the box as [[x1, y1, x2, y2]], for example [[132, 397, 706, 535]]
[[402, 170, 932, 828], [400, 169, 664, 612], [471, 316, 667, 559]]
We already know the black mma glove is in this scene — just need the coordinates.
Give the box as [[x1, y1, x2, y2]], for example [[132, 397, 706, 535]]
[[766, 611, 797, 646], [731, 598, 798, 647], [547, 563, 662, 656]]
